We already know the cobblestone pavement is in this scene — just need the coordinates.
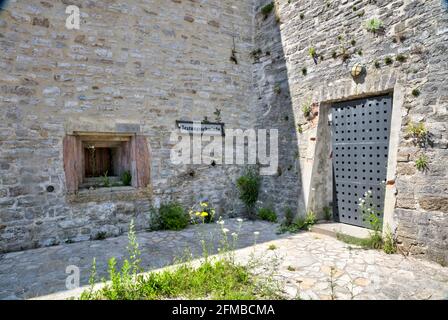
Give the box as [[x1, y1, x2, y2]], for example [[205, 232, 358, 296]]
[[1, 219, 447, 300]]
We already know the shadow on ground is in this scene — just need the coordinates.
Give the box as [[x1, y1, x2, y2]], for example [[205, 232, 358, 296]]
[[0, 219, 292, 299]]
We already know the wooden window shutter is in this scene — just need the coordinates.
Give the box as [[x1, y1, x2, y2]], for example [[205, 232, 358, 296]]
[[63, 136, 81, 193], [133, 136, 150, 188]]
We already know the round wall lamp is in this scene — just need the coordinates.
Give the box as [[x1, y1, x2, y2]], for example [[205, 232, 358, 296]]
[[351, 63, 365, 78]]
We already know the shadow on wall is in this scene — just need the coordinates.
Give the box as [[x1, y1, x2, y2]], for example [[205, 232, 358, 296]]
[[308, 103, 333, 218], [0, 0, 10, 11], [253, 1, 306, 219]]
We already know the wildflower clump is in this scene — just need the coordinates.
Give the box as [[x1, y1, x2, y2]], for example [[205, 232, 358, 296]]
[[358, 190, 383, 249], [189, 199, 216, 224], [81, 218, 285, 300]]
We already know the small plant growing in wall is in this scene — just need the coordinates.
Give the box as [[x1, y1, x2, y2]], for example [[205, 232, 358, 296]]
[[214, 108, 222, 122], [301, 67, 307, 76], [407, 121, 429, 147], [261, 2, 275, 19], [302, 103, 311, 118], [309, 47, 318, 64], [407, 121, 427, 138], [374, 60, 381, 68], [250, 48, 263, 63], [393, 33, 406, 43], [412, 88, 420, 97], [323, 206, 332, 221], [301, 98, 314, 120], [395, 54, 407, 63], [415, 154, 429, 172], [384, 56, 393, 65], [94, 231, 107, 241], [365, 18, 384, 34], [121, 170, 132, 186], [236, 167, 260, 217], [202, 116, 211, 124], [340, 45, 351, 62], [274, 83, 282, 95], [102, 171, 110, 187]]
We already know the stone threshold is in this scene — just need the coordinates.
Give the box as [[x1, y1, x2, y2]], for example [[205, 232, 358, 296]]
[[310, 222, 371, 239]]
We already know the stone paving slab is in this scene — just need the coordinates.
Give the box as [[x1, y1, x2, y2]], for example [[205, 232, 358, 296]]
[[1, 219, 448, 300]]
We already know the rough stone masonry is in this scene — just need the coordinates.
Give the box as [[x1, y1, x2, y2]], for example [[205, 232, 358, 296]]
[[0, 0, 447, 265], [0, 0, 257, 252]]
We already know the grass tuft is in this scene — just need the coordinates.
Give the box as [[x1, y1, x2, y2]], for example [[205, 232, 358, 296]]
[[81, 258, 271, 300], [336, 232, 383, 250], [258, 207, 278, 223]]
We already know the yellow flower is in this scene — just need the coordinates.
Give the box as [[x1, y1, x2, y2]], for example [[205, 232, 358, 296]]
[[200, 202, 208, 207], [201, 212, 208, 217], [195, 211, 201, 216]]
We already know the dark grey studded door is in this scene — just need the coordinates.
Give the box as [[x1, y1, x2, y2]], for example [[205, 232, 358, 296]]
[[331, 95, 393, 229]]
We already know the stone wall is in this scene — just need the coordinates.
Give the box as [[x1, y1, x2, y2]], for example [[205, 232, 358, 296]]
[[0, 0, 447, 265], [0, 0, 257, 252], [254, 0, 447, 264]]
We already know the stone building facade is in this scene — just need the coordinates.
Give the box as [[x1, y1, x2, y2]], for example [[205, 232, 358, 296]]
[[254, 0, 448, 265], [0, 0, 447, 265]]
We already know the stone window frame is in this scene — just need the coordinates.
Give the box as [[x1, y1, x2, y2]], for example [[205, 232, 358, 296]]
[[63, 132, 151, 194]]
